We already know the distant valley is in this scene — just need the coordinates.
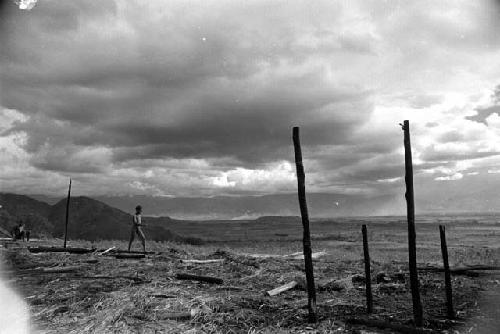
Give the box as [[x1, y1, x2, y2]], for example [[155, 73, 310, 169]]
[[31, 193, 403, 220]]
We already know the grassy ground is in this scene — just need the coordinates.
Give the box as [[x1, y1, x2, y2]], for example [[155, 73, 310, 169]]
[[1, 216, 500, 333]]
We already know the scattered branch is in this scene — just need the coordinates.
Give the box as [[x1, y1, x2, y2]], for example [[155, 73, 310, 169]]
[[176, 273, 223, 284]]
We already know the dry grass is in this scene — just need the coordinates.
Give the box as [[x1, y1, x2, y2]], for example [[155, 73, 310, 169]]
[[1, 218, 500, 333]]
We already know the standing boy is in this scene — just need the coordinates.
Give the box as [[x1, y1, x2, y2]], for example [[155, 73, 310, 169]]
[[128, 205, 146, 253]]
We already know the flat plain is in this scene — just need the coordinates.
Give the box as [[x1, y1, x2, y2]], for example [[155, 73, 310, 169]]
[[1, 214, 499, 333]]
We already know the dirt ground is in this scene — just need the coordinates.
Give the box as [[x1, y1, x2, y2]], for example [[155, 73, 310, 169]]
[[1, 232, 499, 334]]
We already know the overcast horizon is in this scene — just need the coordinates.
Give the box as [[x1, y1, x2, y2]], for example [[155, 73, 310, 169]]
[[2, 1, 500, 213]]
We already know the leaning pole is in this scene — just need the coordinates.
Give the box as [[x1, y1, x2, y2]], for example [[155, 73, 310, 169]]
[[63, 178, 72, 249], [402, 120, 423, 326], [292, 126, 317, 323]]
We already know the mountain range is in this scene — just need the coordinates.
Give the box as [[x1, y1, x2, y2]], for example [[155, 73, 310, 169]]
[[30, 193, 403, 220]]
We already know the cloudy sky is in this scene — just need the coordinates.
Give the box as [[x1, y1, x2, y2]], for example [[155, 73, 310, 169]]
[[1, 0, 500, 206]]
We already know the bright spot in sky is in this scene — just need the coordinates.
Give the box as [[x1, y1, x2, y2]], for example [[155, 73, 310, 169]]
[[16, 0, 38, 10], [201, 37, 207, 41]]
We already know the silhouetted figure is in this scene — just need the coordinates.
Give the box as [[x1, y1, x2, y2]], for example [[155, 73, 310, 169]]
[[128, 205, 146, 253], [12, 222, 27, 241]]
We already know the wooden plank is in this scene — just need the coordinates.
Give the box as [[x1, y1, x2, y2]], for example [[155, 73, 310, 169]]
[[287, 251, 327, 260], [114, 253, 145, 259], [108, 249, 156, 255], [97, 247, 116, 255], [292, 126, 317, 323], [28, 246, 95, 254], [180, 259, 224, 264], [402, 120, 423, 327], [175, 273, 223, 284], [266, 281, 298, 296]]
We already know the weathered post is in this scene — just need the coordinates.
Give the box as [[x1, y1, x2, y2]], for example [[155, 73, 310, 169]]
[[292, 126, 317, 323], [63, 178, 72, 249], [402, 120, 423, 326], [362, 224, 373, 313], [439, 225, 454, 319]]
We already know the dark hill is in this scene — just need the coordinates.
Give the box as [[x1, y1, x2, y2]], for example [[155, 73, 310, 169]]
[[0, 193, 191, 243], [49, 196, 188, 242], [0, 193, 51, 217], [50, 196, 130, 241], [0, 193, 53, 236]]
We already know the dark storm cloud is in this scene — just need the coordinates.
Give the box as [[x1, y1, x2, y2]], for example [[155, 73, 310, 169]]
[[2, 0, 500, 198], [1, 0, 376, 173]]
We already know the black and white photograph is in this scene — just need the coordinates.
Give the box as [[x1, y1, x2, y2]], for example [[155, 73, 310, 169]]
[[1, 0, 500, 332]]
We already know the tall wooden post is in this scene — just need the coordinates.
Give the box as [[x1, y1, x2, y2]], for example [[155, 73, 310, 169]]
[[439, 225, 454, 319], [292, 126, 317, 323], [63, 178, 72, 249], [362, 224, 373, 313], [402, 120, 423, 326]]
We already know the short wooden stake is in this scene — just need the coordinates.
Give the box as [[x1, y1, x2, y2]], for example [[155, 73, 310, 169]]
[[439, 225, 454, 319], [63, 178, 72, 249], [402, 120, 423, 326], [292, 126, 317, 323], [362, 224, 373, 313]]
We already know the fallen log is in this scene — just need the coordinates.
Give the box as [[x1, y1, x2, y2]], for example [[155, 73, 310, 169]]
[[115, 253, 146, 259], [109, 249, 156, 255], [151, 294, 177, 299], [418, 265, 500, 275], [28, 246, 95, 254], [346, 318, 437, 333], [175, 273, 223, 284], [266, 281, 298, 296], [76, 275, 148, 283], [180, 259, 224, 264]]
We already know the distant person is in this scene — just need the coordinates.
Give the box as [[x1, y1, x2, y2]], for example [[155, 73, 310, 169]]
[[128, 205, 146, 253], [12, 222, 26, 241]]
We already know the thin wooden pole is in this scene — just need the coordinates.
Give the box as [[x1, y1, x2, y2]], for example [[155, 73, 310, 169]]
[[292, 126, 317, 323], [402, 120, 423, 327], [362, 224, 373, 313], [63, 178, 72, 249], [439, 225, 454, 319]]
